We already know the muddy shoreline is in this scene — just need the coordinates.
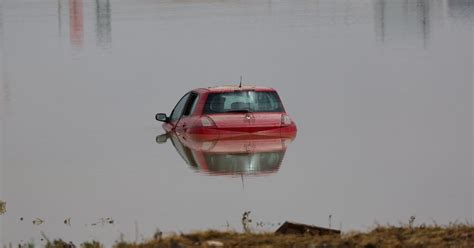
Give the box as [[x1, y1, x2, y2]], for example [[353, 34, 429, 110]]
[[40, 225, 474, 248]]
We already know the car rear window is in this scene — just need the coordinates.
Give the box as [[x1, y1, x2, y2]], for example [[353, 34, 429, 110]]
[[203, 91, 284, 114]]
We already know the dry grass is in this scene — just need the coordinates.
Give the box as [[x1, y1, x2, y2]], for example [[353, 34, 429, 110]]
[[43, 224, 469, 248]]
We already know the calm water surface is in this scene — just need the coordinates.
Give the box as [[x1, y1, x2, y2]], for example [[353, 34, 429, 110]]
[[0, 0, 473, 245]]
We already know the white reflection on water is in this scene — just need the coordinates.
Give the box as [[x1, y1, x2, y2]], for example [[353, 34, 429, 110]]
[[0, 0, 472, 245]]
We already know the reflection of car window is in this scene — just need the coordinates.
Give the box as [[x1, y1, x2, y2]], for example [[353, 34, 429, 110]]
[[169, 134, 198, 167], [203, 91, 284, 114], [203, 152, 284, 174], [170, 93, 190, 122]]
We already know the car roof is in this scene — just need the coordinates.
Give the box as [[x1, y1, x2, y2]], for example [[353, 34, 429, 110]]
[[194, 85, 276, 93]]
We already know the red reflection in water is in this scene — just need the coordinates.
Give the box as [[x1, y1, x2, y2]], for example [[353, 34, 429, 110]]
[[164, 132, 296, 177], [69, 0, 83, 48]]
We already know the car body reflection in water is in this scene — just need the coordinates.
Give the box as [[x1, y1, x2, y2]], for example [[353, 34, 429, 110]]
[[157, 132, 295, 177]]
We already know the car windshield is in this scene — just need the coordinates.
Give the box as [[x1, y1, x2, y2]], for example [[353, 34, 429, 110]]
[[203, 91, 284, 114]]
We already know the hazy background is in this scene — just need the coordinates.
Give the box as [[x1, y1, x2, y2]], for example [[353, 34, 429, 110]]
[[0, 0, 472, 245]]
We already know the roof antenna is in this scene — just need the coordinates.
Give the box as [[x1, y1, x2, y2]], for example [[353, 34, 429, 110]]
[[239, 76, 242, 88]]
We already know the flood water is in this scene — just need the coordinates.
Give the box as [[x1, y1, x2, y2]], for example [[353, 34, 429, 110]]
[[0, 0, 473, 245]]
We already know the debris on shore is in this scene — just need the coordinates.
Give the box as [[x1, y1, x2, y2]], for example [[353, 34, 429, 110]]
[[241, 211, 252, 232], [33, 217, 45, 225], [64, 217, 71, 226], [90, 217, 114, 226], [275, 221, 341, 236]]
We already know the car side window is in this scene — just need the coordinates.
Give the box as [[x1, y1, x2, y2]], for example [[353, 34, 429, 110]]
[[170, 93, 191, 122], [182, 93, 199, 116]]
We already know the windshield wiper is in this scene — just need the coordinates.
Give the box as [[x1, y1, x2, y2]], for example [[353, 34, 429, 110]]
[[224, 109, 251, 113]]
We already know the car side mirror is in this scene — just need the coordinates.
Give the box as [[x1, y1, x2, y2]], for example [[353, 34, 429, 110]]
[[155, 113, 169, 122], [156, 133, 169, 144]]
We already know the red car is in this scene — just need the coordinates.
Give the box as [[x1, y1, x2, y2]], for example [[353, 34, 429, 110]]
[[155, 85, 297, 140]]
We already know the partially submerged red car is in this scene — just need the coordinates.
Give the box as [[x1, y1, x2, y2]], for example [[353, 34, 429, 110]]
[[155, 85, 297, 140]]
